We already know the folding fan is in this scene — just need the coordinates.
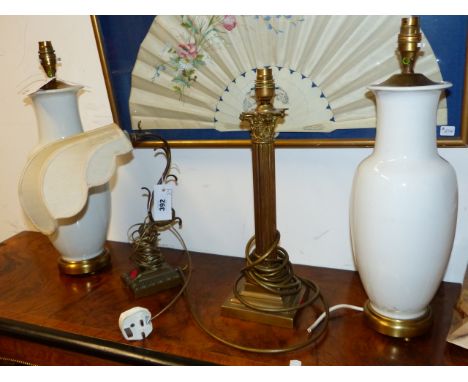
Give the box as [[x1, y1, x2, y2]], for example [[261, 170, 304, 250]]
[[129, 15, 446, 133]]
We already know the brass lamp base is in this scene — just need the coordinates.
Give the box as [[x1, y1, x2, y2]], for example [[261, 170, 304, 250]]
[[58, 249, 111, 276], [363, 300, 432, 338], [221, 279, 303, 328]]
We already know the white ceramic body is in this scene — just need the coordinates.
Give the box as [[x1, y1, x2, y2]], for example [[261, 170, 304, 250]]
[[30, 86, 111, 262], [350, 83, 458, 320]]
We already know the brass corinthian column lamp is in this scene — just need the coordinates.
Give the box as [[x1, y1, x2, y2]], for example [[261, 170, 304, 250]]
[[221, 68, 329, 335]]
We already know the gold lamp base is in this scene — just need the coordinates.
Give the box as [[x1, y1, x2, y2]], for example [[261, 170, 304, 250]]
[[363, 300, 432, 338], [58, 249, 111, 276], [221, 280, 304, 328]]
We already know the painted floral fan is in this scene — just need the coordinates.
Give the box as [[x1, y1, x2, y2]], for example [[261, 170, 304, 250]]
[[129, 15, 446, 133]]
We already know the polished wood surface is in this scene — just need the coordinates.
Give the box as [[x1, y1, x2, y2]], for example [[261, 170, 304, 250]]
[[0, 231, 467, 365]]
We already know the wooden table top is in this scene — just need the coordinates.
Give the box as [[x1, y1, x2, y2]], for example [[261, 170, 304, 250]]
[[0, 231, 466, 365]]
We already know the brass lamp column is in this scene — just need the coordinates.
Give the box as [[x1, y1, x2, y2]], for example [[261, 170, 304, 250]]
[[246, 68, 283, 258], [222, 68, 303, 328]]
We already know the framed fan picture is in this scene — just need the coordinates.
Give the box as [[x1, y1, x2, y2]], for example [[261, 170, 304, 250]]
[[92, 15, 468, 148]]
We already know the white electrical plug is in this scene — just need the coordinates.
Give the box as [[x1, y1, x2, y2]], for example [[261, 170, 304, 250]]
[[119, 307, 153, 341]]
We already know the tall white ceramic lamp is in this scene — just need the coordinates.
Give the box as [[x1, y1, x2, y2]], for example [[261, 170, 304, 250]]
[[18, 41, 132, 275], [350, 17, 458, 338]]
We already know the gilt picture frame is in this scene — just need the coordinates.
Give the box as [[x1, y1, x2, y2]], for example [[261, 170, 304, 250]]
[[91, 15, 468, 148]]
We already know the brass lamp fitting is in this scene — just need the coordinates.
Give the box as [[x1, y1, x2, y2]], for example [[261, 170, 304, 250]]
[[38, 41, 58, 90], [255, 67, 276, 108], [380, 16, 437, 87], [398, 16, 422, 75], [38, 41, 56, 78], [240, 68, 286, 145]]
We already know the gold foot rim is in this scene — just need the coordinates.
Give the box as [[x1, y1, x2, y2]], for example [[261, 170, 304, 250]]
[[58, 249, 111, 276], [363, 300, 432, 338]]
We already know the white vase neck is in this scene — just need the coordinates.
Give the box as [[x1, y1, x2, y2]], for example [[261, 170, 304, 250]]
[[30, 86, 84, 147], [371, 87, 447, 159]]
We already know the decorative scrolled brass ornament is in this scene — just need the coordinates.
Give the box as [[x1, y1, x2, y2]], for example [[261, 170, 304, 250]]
[[121, 129, 183, 298]]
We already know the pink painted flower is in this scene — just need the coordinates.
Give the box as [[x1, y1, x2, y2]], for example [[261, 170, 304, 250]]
[[223, 15, 237, 31], [177, 43, 198, 59]]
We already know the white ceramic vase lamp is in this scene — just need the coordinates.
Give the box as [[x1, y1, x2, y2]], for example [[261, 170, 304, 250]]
[[31, 84, 112, 275], [350, 17, 458, 338], [19, 41, 132, 275]]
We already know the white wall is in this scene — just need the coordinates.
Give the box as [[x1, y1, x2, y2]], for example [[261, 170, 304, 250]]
[[1, 16, 467, 283]]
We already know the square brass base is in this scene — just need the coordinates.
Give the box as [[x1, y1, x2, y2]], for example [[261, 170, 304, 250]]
[[221, 280, 303, 328]]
